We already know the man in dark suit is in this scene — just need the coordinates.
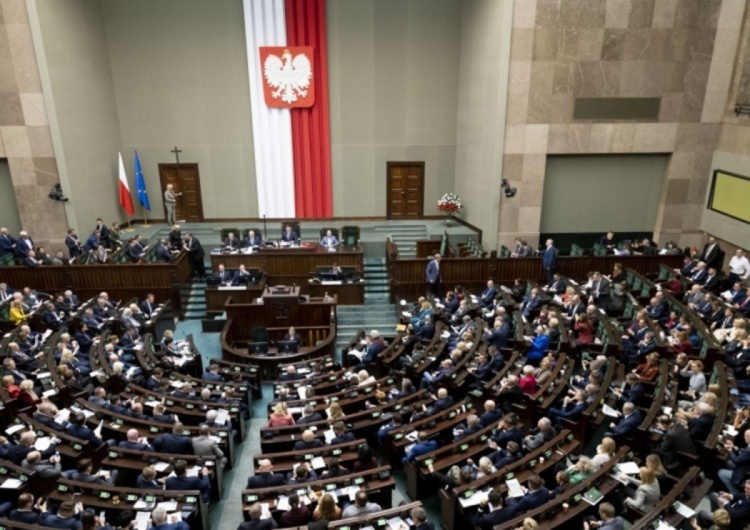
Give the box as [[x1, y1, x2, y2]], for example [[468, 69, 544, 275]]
[[94, 218, 110, 247], [246, 459, 286, 489], [7, 431, 56, 465], [243, 230, 262, 248], [479, 400, 503, 428], [652, 416, 695, 471], [542, 239, 558, 285], [83, 231, 100, 253], [224, 232, 240, 249], [9, 492, 47, 524], [202, 365, 224, 383], [233, 264, 252, 285], [506, 474, 551, 513], [704, 267, 720, 292], [701, 236, 722, 268], [239, 503, 278, 530], [546, 272, 566, 295], [416, 315, 436, 341], [33, 402, 68, 431], [687, 403, 715, 443], [0, 227, 18, 260], [66, 412, 105, 448], [403, 431, 438, 463], [410, 506, 435, 530], [140, 293, 157, 317], [329, 421, 356, 445], [718, 430, 750, 496], [278, 365, 305, 382], [607, 402, 642, 439], [22, 249, 41, 267], [412, 388, 454, 422], [214, 264, 233, 285], [475, 490, 511, 530], [488, 346, 506, 372], [689, 262, 708, 285], [425, 253, 442, 298], [64, 229, 82, 259], [297, 405, 323, 425], [468, 352, 493, 389], [293, 430, 323, 450], [165, 459, 210, 502], [125, 238, 145, 262], [485, 318, 510, 350], [152, 423, 193, 454], [520, 288, 542, 318], [281, 225, 299, 244], [548, 390, 588, 427], [589, 272, 611, 309], [69, 457, 118, 485], [41, 501, 80, 530], [615, 373, 647, 408], [182, 233, 206, 279], [119, 428, 154, 451], [15, 230, 34, 258], [155, 240, 175, 263], [480, 280, 499, 307]]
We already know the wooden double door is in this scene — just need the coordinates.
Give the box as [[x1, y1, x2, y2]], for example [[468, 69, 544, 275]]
[[387, 162, 424, 219], [158, 163, 204, 222]]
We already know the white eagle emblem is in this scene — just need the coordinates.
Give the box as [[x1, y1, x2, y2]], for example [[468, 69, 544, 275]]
[[263, 49, 313, 104]]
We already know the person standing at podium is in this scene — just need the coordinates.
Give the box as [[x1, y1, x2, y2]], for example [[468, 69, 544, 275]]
[[282, 225, 299, 245], [243, 230, 262, 248], [320, 230, 339, 248], [163, 184, 182, 225]]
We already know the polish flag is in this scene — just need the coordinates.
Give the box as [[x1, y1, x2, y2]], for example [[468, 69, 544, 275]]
[[118, 151, 135, 216]]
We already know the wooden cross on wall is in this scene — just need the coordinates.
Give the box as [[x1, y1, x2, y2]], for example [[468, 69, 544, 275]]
[[171, 146, 182, 165]]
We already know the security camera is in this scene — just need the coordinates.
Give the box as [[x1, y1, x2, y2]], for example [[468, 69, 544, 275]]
[[48, 183, 69, 202], [501, 179, 517, 199]]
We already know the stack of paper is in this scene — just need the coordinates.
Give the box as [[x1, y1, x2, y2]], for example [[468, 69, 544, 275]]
[[617, 462, 640, 475], [506, 479, 525, 497], [601, 404, 620, 417], [458, 489, 486, 508]]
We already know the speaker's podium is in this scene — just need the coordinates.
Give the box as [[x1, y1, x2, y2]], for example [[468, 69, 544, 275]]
[[261, 285, 302, 326]]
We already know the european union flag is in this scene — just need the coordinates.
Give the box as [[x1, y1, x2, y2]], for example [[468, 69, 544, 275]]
[[134, 150, 150, 211]]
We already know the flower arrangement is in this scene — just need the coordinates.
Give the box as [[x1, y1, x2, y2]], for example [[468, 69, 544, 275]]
[[438, 193, 462, 214]]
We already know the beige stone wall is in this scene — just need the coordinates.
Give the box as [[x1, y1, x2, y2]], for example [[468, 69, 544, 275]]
[[0, 0, 66, 249], [500, 0, 744, 251]]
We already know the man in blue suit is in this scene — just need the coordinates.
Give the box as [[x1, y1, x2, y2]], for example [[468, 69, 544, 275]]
[[165, 459, 211, 503], [243, 230, 263, 248], [403, 431, 437, 463], [319, 230, 339, 248], [506, 474, 551, 514], [215, 264, 233, 285], [689, 262, 708, 285], [607, 402, 642, 440], [65, 412, 104, 448], [155, 240, 175, 263], [152, 424, 193, 454], [83, 231, 101, 252], [542, 239, 557, 285], [420, 359, 453, 389], [475, 490, 511, 530], [416, 315, 436, 341], [520, 288, 542, 318], [0, 228, 18, 260], [118, 428, 154, 451], [548, 390, 588, 427], [480, 280, 499, 307], [281, 225, 299, 244], [202, 365, 225, 383], [425, 253, 442, 298], [485, 318, 510, 350]]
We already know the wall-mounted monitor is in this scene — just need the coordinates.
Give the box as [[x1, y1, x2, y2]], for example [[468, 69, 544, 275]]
[[708, 170, 750, 224]]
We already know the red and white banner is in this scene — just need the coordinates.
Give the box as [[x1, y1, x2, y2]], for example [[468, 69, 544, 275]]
[[260, 46, 315, 108], [117, 151, 135, 217], [243, 0, 332, 218]]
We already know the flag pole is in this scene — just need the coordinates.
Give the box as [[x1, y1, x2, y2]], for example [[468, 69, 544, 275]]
[[124, 218, 135, 232], [142, 204, 150, 227]]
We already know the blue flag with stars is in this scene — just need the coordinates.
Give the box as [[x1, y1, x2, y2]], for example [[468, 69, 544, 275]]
[[134, 150, 150, 211]]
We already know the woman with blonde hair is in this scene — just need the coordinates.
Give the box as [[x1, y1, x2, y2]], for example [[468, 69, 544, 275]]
[[534, 357, 553, 386], [592, 437, 616, 469], [519, 518, 538, 530], [568, 456, 596, 485], [357, 370, 376, 386], [9, 300, 27, 325], [17, 379, 41, 406], [634, 352, 661, 383], [267, 401, 295, 427], [327, 401, 344, 421], [623, 466, 660, 511], [469, 456, 496, 479], [313, 492, 342, 521]]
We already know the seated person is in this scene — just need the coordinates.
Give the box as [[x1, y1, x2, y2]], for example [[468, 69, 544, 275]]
[[69, 457, 118, 485], [232, 264, 253, 284], [137, 466, 163, 489], [10, 492, 48, 524], [165, 459, 211, 503], [281, 225, 299, 244], [243, 230, 262, 248], [224, 232, 240, 250], [247, 459, 285, 489], [293, 430, 323, 451], [280, 493, 311, 526], [320, 230, 339, 248], [403, 431, 437, 464]]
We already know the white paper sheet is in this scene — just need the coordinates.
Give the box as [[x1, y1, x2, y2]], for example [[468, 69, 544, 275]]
[[0, 479, 22, 489], [506, 478, 525, 498], [601, 404, 620, 417], [617, 462, 641, 475], [674, 502, 695, 518]]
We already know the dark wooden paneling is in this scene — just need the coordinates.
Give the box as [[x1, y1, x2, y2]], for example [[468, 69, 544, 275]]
[[388, 254, 684, 301], [0, 253, 192, 313]]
